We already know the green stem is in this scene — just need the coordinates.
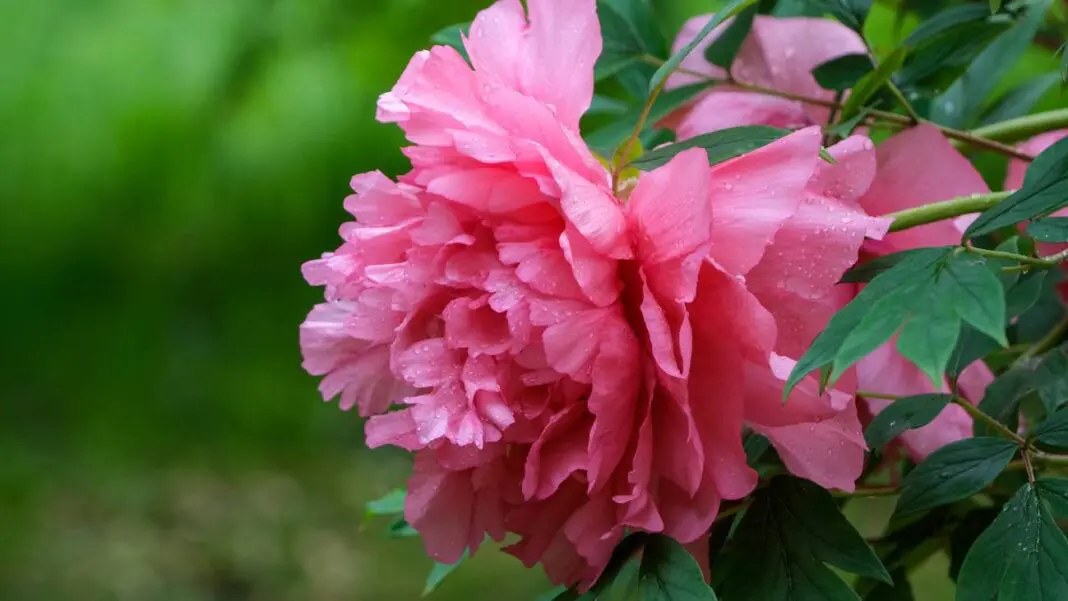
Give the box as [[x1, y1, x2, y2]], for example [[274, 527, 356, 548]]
[[833, 486, 900, 498], [952, 397, 1027, 445], [967, 108, 1068, 144], [886, 191, 1014, 233], [612, 81, 664, 196], [887, 81, 921, 124], [966, 244, 1065, 268], [1017, 315, 1068, 363]]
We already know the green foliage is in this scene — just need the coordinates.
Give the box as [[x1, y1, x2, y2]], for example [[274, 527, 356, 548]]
[[956, 484, 1068, 600], [839, 47, 907, 123], [430, 23, 471, 61], [718, 477, 890, 601], [808, 0, 872, 32], [629, 125, 790, 170], [895, 438, 1019, 518], [1033, 407, 1068, 449], [813, 54, 876, 92], [1028, 217, 1068, 242], [425, 554, 467, 596], [637, 535, 718, 600], [704, 2, 759, 69], [966, 137, 1068, 238], [649, 0, 760, 92], [865, 394, 955, 450]]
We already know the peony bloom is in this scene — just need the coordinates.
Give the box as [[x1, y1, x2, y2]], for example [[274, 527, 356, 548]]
[[665, 14, 866, 139], [301, 0, 887, 586], [853, 125, 995, 461]]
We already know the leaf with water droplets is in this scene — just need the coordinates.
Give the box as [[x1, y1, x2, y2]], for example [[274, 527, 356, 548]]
[[865, 394, 954, 450], [1028, 217, 1068, 243], [957, 483, 1068, 601], [894, 437, 1018, 518]]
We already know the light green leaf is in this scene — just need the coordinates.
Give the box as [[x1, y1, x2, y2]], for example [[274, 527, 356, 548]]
[[366, 488, 406, 517], [424, 553, 466, 596], [989, 0, 1002, 12], [965, 136, 1068, 238], [648, 0, 759, 92], [980, 74, 1059, 127], [896, 302, 961, 385], [839, 47, 908, 123], [895, 437, 1018, 517]]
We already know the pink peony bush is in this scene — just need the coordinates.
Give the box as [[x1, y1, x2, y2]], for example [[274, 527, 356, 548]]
[[299, 0, 895, 586]]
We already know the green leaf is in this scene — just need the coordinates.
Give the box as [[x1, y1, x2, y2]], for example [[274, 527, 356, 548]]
[[903, 4, 992, 48], [833, 285, 920, 382], [1034, 407, 1068, 449], [1037, 478, 1068, 517], [965, 136, 1068, 239], [863, 571, 915, 601], [1007, 270, 1054, 320], [430, 23, 470, 61], [947, 324, 1001, 379], [989, 0, 1002, 12], [388, 518, 419, 538], [585, 83, 707, 155], [813, 53, 875, 92], [424, 553, 466, 596], [865, 394, 955, 450], [839, 47, 908, 123], [1028, 217, 1068, 243], [896, 302, 961, 385], [980, 74, 1059, 127], [587, 95, 630, 116], [841, 249, 937, 284], [786, 247, 952, 397], [366, 488, 406, 517], [939, 253, 1009, 347], [536, 586, 571, 601], [637, 534, 718, 600], [808, 0, 872, 31], [895, 437, 1018, 517], [649, 0, 760, 92], [930, 0, 1051, 128], [704, 2, 758, 69], [957, 484, 1068, 601], [629, 125, 789, 170], [1060, 43, 1068, 86], [596, 0, 665, 82], [718, 477, 890, 601], [588, 532, 648, 597]]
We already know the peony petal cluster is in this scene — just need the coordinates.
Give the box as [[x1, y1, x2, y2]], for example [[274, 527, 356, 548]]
[[667, 15, 996, 462], [302, 0, 893, 586]]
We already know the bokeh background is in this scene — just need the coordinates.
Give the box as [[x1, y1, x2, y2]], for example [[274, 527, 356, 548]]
[[1, 1, 1062, 600]]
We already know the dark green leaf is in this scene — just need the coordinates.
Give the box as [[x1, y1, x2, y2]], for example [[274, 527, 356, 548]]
[[897, 20, 1011, 90], [589, 532, 648, 596], [744, 433, 772, 465], [957, 484, 1068, 600], [366, 488, 406, 516], [718, 477, 890, 601], [388, 518, 419, 538], [965, 136, 1068, 239], [865, 394, 955, 450], [841, 249, 941, 284], [825, 111, 869, 139], [1061, 43, 1068, 85], [840, 47, 908, 123], [1034, 346, 1068, 413], [585, 83, 707, 155], [630, 125, 789, 170], [786, 247, 953, 397], [1034, 407, 1068, 449], [948, 508, 1001, 581], [1037, 478, 1068, 517], [1007, 270, 1053, 319], [863, 571, 915, 601], [939, 253, 1009, 347], [813, 53, 875, 92], [597, 0, 665, 81], [430, 23, 470, 61], [947, 324, 1001, 379], [929, 0, 1051, 128], [903, 4, 992, 48], [649, 0, 760, 92], [808, 0, 872, 31], [989, 0, 1002, 12], [536, 586, 571, 601], [638, 534, 718, 600], [896, 302, 961, 385], [895, 437, 1018, 517], [980, 73, 1059, 127], [833, 285, 921, 382], [587, 95, 630, 116], [704, 3, 758, 69], [424, 553, 466, 596], [1029, 217, 1068, 243]]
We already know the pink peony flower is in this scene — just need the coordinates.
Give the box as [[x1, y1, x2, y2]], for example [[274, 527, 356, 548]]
[[665, 14, 867, 138], [301, 0, 887, 586], [853, 125, 996, 461]]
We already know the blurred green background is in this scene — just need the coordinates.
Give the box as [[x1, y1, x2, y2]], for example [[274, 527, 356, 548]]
[[0, 1, 1059, 600]]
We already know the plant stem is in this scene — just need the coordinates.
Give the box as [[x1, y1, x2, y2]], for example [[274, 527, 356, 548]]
[[856, 390, 899, 401], [966, 244, 1067, 268], [834, 486, 900, 498], [952, 397, 1027, 445], [648, 59, 1036, 161], [612, 81, 664, 196], [886, 191, 1014, 233], [967, 108, 1068, 144], [887, 81, 921, 124], [1017, 315, 1068, 363]]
